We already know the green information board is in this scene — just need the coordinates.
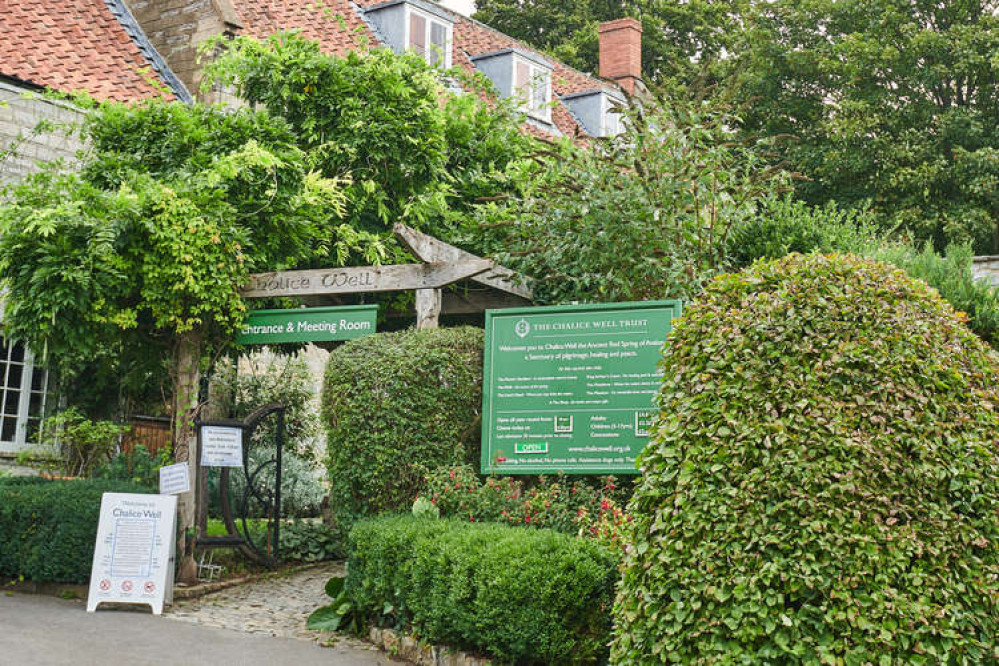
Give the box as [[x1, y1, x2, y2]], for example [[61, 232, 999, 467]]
[[237, 305, 378, 345], [481, 300, 681, 475]]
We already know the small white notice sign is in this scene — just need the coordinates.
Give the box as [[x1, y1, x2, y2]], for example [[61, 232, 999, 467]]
[[158, 461, 190, 495], [87, 493, 176, 615], [200, 425, 244, 467]]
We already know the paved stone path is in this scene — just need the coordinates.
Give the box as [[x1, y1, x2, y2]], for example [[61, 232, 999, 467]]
[[164, 562, 382, 656]]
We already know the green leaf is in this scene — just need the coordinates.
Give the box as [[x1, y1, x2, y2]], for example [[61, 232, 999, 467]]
[[306, 604, 344, 632], [324, 576, 345, 598]]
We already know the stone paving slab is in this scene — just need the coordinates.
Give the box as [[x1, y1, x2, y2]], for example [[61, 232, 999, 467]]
[[163, 561, 380, 654]]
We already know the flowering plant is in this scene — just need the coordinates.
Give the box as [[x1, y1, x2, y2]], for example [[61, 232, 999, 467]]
[[417, 464, 631, 550]]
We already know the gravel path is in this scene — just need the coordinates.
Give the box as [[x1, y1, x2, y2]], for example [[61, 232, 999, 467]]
[[164, 562, 380, 654]]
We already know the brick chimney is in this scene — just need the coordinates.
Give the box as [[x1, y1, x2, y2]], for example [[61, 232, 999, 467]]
[[598, 18, 643, 95]]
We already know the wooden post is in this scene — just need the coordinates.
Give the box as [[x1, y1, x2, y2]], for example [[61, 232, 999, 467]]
[[415, 288, 441, 329], [171, 331, 202, 584]]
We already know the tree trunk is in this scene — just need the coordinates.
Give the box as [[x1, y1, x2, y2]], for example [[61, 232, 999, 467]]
[[171, 330, 202, 583]]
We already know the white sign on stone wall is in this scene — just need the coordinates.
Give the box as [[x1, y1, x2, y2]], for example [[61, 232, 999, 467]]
[[86, 493, 176, 615]]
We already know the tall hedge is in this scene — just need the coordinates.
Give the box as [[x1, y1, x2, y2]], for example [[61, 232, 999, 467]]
[[0, 477, 153, 583], [612, 254, 999, 663], [322, 326, 483, 532]]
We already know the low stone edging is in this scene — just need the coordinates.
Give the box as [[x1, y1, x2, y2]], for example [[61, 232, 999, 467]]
[[368, 627, 495, 666], [172, 574, 255, 600]]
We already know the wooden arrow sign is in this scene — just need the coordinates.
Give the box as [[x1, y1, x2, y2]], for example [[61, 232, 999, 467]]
[[394, 223, 533, 300], [241, 260, 493, 298]]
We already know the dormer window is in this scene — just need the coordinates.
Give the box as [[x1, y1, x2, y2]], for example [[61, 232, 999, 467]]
[[408, 8, 451, 67], [470, 48, 554, 124], [560, 89, 626, 137], [514, 56, 551, 122], [364, 0, 453, 69]]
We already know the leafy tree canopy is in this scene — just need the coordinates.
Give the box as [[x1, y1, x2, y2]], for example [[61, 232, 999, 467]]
[[734, 0, 999, 252], [204, 32, 538, 252], [0, 100, 375, 387], [474, 0, 998, 253], [467, 97, 789, 304]]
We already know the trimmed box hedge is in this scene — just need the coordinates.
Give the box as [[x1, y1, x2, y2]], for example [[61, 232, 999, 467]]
[[0, 477, 153, 583], [347, 515, 618, 664]]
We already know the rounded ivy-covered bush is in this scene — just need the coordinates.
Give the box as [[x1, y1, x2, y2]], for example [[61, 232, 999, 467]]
[[323, 326, 483, 534], [612, 254, 999, 663]]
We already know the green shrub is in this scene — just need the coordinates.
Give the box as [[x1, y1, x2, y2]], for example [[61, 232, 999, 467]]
[[38, 408, 130, 477], [213, 354, 322, 461], [873, 241, 999, 348], [92, 444, 169, 488], [728, 197, 999, 349], [346, 515, 618, 664], [728, 196, 884, 268], [612, 254, 999, 663], [0, 475, 49, 487], [0, 478, 153, 583], [322, 327, 483, 533], [208, 354, 326, 519], [279, 520, 342, 562], [208, 448, 326, 519]]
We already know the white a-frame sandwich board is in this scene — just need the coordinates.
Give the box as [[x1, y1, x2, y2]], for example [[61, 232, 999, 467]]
[[87, 493, 176, 615]]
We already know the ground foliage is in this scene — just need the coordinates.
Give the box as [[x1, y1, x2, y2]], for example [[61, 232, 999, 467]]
[[322, 327, 483, 534], [418, 464, 633, 550], [613, 254, 999, 662]]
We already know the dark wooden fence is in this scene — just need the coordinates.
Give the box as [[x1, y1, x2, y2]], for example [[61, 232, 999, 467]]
[[123, 415, 171, 455]]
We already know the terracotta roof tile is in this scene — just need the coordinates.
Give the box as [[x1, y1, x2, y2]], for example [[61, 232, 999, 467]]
[[0, 0, 183, 102], [226, 0, 621, 139], [229, 0, 376, 56]]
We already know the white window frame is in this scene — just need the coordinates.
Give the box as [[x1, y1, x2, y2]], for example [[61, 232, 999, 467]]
[[601, 94, 625, 137], [0, 340, 53, 455], [405, 6, 452, 69], [513, 55, 552, 123]]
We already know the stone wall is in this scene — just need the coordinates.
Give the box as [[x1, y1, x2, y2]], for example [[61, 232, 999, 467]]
[[972, 256, 999, 287], [0, 81, 83, 185], [122, 0, 239, 102]]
